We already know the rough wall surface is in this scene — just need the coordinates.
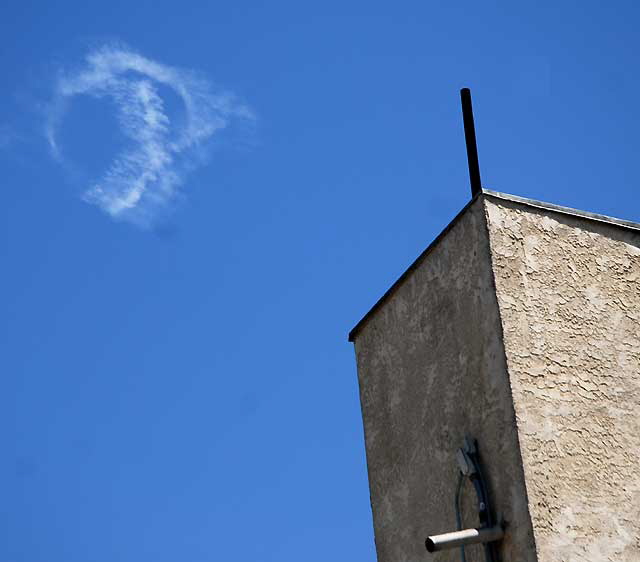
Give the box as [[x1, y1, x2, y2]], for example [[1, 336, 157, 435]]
[[485, 197, 640, 561], [352, 199, 537, 562]]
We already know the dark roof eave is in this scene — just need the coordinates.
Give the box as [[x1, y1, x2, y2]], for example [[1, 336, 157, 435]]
[[347, 191, 483, 342], [348, 189, 640, 343]]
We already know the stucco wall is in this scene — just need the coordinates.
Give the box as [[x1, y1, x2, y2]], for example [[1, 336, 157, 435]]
[[352, 198, 537, 562], [484, 197, 640, 561]]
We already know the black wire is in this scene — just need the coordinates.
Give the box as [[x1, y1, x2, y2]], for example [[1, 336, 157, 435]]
[[454, 471, 467, 562]]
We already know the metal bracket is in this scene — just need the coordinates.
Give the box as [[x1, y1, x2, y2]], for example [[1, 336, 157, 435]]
[[425, 438, 504, 561]]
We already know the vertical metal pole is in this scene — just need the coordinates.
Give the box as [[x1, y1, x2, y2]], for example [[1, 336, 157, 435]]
[[460, 88, 482, 197]]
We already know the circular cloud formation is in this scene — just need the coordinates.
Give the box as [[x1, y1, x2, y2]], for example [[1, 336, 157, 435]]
[[47, 44, 253, 226]]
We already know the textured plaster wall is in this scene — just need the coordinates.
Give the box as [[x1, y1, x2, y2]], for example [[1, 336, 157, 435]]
[[352, 199, 537, 562], [484, 197, 640, 561]]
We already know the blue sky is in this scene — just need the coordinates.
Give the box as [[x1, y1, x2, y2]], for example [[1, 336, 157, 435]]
[[1, 2, 639, 561]]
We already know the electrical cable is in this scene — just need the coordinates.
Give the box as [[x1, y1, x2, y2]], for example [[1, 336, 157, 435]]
[[454, 471, 467, 562]]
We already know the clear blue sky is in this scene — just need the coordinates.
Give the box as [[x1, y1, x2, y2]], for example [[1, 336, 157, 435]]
[[1, 2, 639, 561]]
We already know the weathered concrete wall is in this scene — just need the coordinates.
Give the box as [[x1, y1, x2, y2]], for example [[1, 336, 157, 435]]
[[484, 197, 640, 561], [352, 198, 537, 562]]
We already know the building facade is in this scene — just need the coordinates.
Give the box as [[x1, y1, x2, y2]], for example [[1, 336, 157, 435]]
[[349, 191, 640, 561]]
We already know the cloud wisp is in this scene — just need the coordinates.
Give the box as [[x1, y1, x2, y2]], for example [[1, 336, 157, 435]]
[[47, 44, 253, 226]]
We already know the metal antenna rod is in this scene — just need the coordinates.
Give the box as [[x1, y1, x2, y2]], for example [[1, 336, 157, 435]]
[[460, 88, 482, 197]]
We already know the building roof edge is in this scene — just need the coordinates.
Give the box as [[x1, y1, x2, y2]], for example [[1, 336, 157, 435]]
[[348, 189, 640, 343], [347, 191, 483, 342], [483, 189, 640, 233]]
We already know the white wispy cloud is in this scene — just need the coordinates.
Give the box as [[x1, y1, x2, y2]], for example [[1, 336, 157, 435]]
[[47, 43, 253, 226]]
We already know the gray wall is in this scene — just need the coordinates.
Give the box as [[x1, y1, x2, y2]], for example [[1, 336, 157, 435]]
[[485, 197, 640, 561], [352, 198, 537, 562]]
